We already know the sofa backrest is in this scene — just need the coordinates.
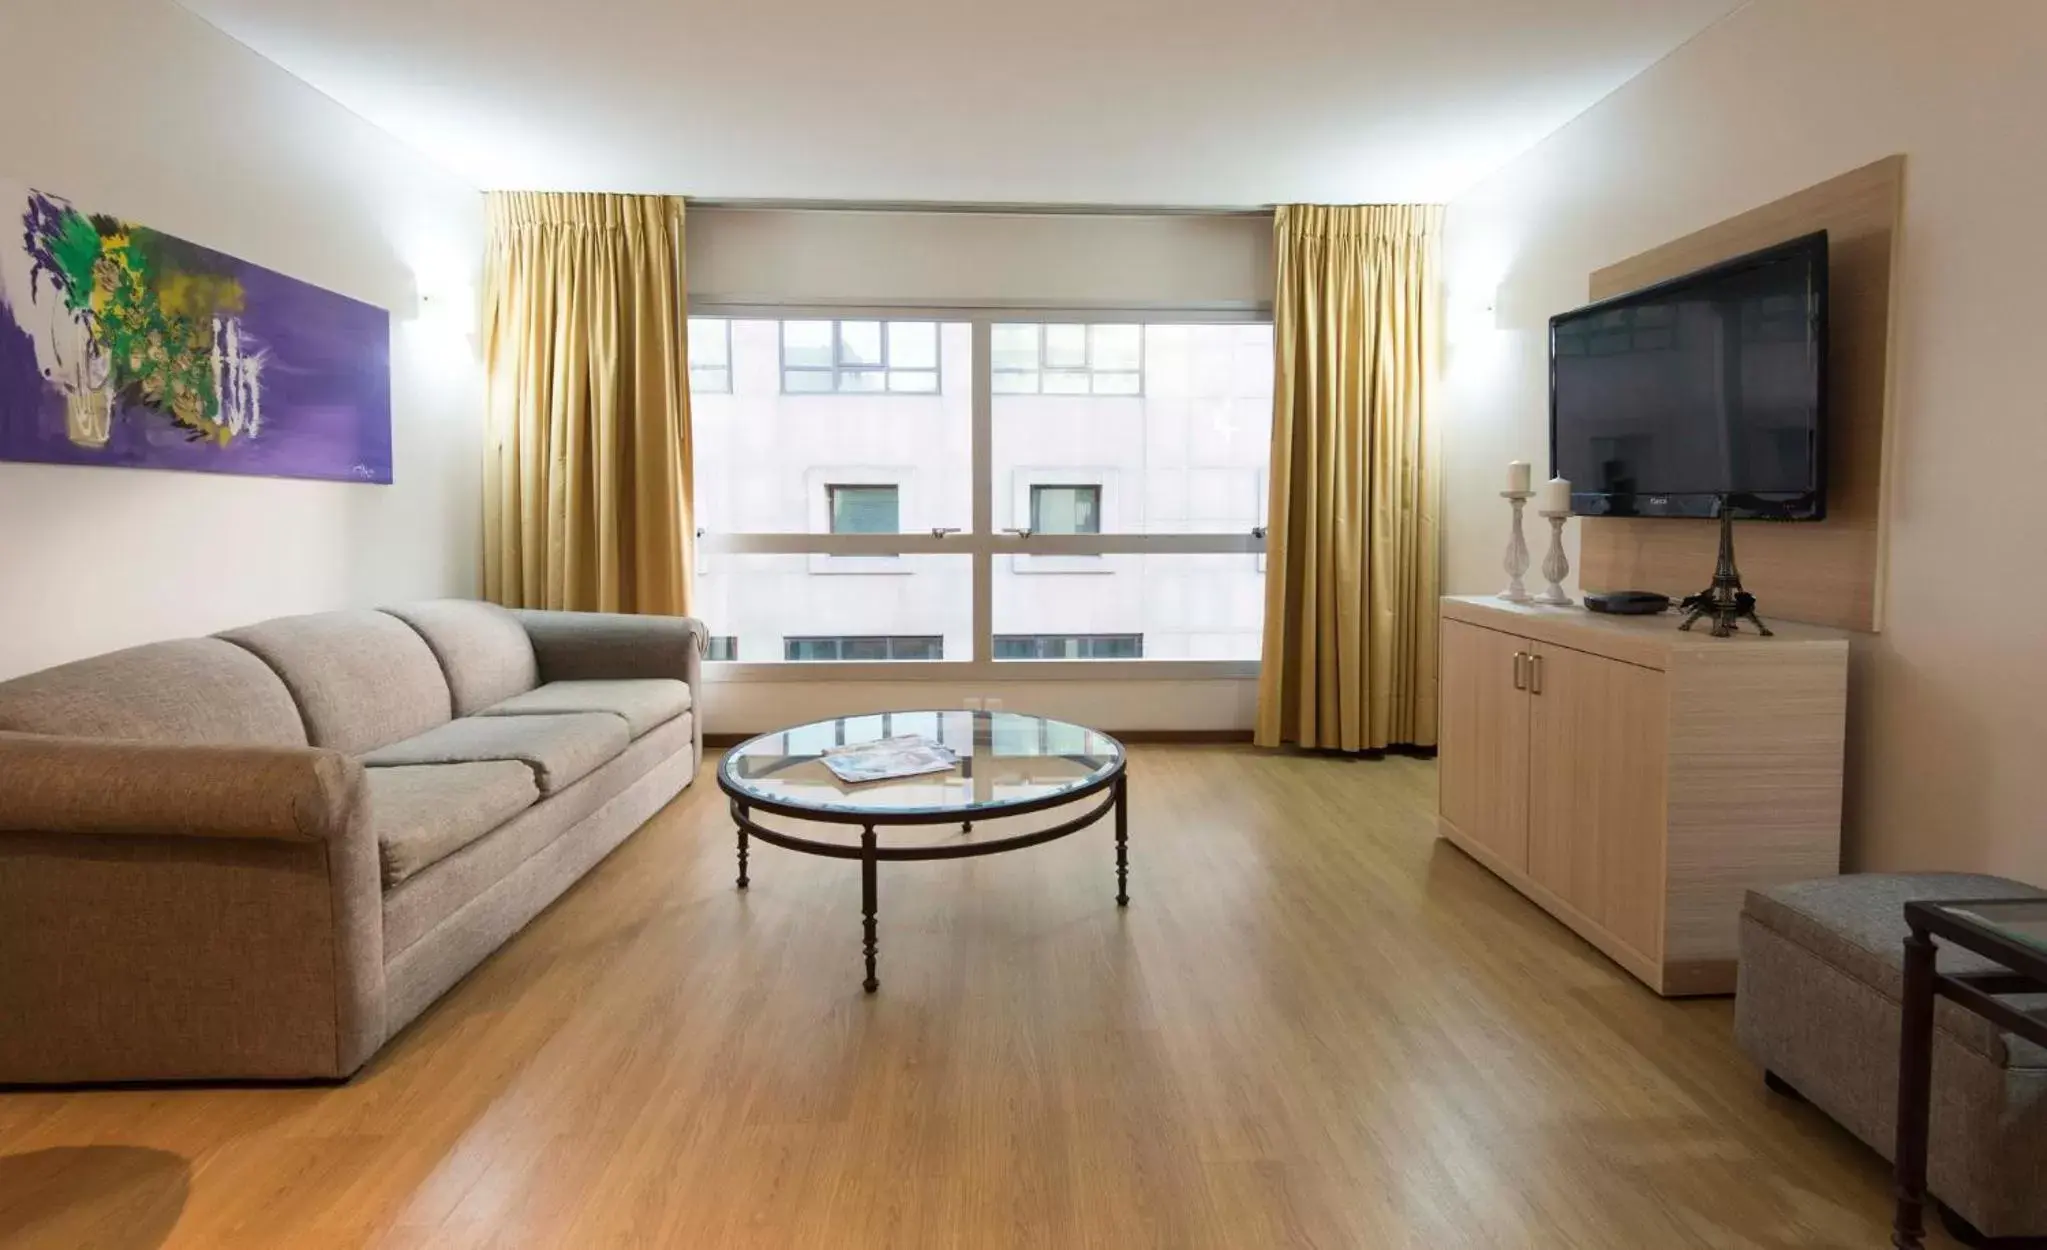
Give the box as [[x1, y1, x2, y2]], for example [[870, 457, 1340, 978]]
[[217, 610, 452, 755], [381, 600, 538, 717], [0, 638, 309, 746]]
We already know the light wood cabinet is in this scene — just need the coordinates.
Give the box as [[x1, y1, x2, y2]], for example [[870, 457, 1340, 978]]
[[1436, 597, 1849, 996]]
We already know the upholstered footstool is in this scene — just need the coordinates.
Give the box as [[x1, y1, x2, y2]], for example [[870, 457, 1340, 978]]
[[1735, 874, 2047, 1243]]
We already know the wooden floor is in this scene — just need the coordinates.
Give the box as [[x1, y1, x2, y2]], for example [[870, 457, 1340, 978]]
[[0, 746, 1943, 1249]]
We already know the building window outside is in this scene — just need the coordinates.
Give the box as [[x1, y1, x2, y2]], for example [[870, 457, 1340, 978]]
[[705, 635, 739, 662], [828, 485, 900, 535], [991, 323, 1143, 395], [993, 634, 1143, 660], [781, 319, 941, 394], [687, 317, 732, 393], [1030, 484, 1101, 535], [785, 635, 945, 662]]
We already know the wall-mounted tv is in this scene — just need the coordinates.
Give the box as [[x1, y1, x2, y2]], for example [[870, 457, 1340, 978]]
[[1549, 231, 1828, 521]]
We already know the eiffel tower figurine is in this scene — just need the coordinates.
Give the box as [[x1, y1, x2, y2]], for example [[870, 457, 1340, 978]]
[[1678, 499, 1772, 638]]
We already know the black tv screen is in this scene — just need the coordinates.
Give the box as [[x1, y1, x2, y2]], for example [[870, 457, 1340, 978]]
[[1549, 231, 1828, 520]]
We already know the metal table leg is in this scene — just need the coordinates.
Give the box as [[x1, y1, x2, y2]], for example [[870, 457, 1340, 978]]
[[735, 804, 750, 889], [1892, 926, 1937, 1250], [1114, 773, 1129, 907], [861, 825, 879, 993]]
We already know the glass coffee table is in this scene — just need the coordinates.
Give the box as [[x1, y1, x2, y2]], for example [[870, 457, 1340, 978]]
[[717, 710, 1128, 992]]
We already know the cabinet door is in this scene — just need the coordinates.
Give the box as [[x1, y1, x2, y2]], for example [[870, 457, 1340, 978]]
[[1438, 619, 1530, 870], [1526, 643, 1668, 963]]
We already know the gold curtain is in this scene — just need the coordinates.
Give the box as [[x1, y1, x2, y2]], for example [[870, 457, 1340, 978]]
[[480, 192, 695, 614], [1255, 204, 1442, 752]]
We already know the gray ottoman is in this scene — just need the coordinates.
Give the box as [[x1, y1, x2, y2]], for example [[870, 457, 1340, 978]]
[[1736, 874, 2047, 1240]]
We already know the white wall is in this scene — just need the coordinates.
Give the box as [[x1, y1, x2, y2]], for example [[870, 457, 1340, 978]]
[[0, 0, 483, 679], [1442, 0, 2047, 882]]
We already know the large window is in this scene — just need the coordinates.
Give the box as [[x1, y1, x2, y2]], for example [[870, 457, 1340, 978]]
[[690, 316, 1269, 669]]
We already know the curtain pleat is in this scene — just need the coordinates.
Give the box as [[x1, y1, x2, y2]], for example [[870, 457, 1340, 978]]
[[1256, 204, 1441, 751], [480, 191, 695, 615]]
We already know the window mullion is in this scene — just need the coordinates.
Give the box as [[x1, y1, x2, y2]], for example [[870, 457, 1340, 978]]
[[971, 318, 993, 664]]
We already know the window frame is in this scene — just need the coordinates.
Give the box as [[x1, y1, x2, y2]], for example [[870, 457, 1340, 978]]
[[694, 304, 1268, 682], [991, 321, 1146, 396]]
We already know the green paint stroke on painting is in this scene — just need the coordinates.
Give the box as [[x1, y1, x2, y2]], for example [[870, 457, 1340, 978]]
[[27, 198, 255, 445]]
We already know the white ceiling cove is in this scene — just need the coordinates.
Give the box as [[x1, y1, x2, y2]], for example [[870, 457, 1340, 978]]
[[179, 0, 1742, 204]]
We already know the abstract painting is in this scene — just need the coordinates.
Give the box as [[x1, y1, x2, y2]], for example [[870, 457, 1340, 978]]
[[0, 182, 392, 484]]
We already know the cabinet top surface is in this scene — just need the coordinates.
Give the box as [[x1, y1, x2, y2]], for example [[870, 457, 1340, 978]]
[[1443, 595, 1855, 659]]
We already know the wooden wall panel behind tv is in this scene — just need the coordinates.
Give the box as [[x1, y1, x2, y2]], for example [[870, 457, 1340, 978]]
[[1577, 155, 1904, 633]]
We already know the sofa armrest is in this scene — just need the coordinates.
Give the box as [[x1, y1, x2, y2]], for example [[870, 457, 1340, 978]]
[[0, 733, 385, 1082], [512, 610, 706, 689], [0, 732, 361, 842]]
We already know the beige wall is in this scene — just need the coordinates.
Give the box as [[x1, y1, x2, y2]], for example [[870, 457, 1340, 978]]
[[0, 0, 484, 680], [1442, 0, 2047, 882]]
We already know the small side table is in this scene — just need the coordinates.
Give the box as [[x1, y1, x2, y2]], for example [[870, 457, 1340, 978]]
[[1893, 900, 2047, 1249]]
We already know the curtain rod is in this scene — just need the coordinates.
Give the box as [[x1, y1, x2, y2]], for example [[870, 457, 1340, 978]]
[[685, 197, 1274, 219]]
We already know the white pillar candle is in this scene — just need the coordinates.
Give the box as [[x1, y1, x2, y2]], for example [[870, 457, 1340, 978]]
[[1507, 460, 1531, 494], [1540, 476, 1572, 514]]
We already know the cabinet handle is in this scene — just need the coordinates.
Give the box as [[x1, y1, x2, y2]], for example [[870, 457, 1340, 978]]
[[1512, 652, 1527, 690], [1529, 653, 1544, 695]]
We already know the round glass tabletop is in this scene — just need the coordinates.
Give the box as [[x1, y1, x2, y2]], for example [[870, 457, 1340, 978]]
[[718, 710, 1124, 820]]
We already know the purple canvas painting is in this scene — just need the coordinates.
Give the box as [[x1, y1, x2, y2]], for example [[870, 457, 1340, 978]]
[[0, 181, 392, 484]]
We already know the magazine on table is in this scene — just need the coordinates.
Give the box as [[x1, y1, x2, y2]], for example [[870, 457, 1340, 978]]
[[820, 735, 960, 785]]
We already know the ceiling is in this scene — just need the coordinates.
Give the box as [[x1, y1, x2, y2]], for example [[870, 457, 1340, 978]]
[[180, 0, 1743, 205]]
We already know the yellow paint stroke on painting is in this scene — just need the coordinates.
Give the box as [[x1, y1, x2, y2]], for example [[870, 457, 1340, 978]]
[[159, 271, 246, 319]]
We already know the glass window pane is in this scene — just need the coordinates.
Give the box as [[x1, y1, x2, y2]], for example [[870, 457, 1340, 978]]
[[887, 369, 938, 394], [1044, 324, 1087, 369], [992, 322, 1273, 534], [993, 554, 1265, 661], [700, 321, 973, 534], [1031, 485, 1100, 535], [841, 637, 891, 662], [1090, 324, 1141, 371], [697, 554, 970, 665], [992, 370, 1038, 394], [830, 485, 900, 534], [688, 317, 729, 367], [991, 324, 1040, 372], [838, 320, 883, 366], [783, 320, 833, 367], [887, 321, 938, 369], [689, 366, 729, 394]]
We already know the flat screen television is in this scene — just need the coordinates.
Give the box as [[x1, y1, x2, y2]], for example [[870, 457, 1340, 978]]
[[1549, 231, 1829, 521]]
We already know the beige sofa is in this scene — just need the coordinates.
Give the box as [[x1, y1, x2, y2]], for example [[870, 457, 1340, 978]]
[[0, 601, 703, 1084]]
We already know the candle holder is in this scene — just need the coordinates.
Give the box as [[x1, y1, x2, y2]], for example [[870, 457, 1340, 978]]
[[1498, 491, 1535, 602], [1535, 510, 1573, 605]]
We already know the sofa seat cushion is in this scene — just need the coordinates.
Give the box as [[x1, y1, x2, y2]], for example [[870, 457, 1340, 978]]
[[368, 762, 539, 888], [475, 679, 690, 738], [1746, 874, 2047, 1068], [361, 713, 629, 797]]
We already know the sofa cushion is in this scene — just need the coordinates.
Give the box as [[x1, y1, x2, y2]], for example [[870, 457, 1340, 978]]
[[381, 601, 539, 717], [360, 713, 628, 797], [368, 762, 539, 888], [218, 611, 453, 755], [1746, 874, 2047, 1067], [0, 638, 307, 746], [476, 679, 690, 738], [382, 711, 694, 957]]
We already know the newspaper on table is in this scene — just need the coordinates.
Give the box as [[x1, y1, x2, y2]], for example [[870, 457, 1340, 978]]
[[820, 734, 960, 785]]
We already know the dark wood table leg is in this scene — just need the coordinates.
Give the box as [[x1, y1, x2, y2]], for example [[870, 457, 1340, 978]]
[[1114, 773, 1129, 907], [1893, 926, 1937, 1250], [735, 804, 750, 889], [861, 825, 879, 993]]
